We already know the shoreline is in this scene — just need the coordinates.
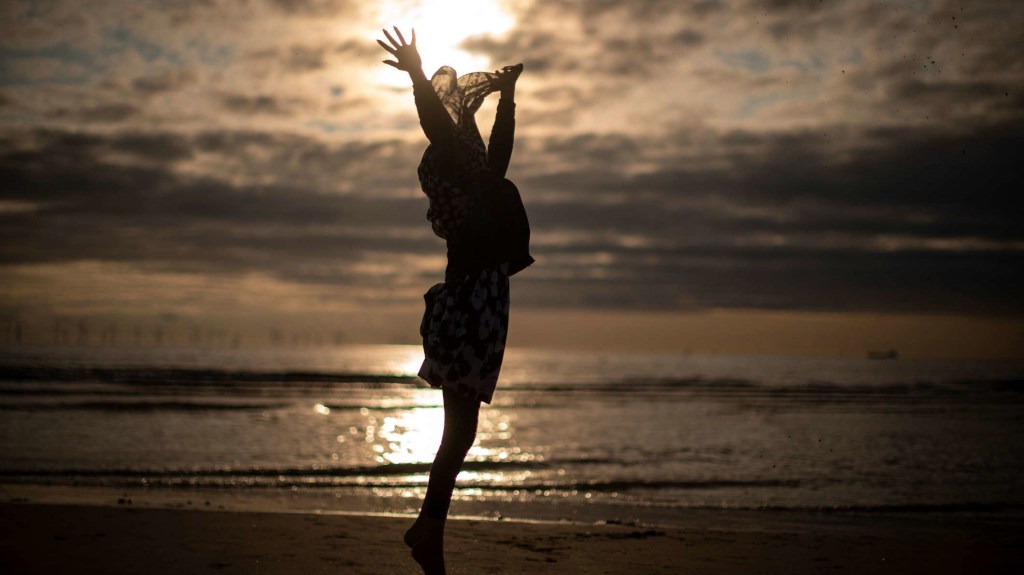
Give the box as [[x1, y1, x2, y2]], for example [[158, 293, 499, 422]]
[[5, 482, 1021, 532], [3, 485, 1023, 574]]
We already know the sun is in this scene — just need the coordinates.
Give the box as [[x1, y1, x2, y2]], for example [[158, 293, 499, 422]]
[[373, 0, 517, 87]]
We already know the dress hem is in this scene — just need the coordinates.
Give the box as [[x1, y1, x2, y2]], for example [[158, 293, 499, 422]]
[[417, 365, 493, 404]]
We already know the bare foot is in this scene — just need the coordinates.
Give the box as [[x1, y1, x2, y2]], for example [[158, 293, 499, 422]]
[[411, 534, 446, 575]]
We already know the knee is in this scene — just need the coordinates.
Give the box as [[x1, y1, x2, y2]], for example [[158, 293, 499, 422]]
[[452, 422, 477, 453]]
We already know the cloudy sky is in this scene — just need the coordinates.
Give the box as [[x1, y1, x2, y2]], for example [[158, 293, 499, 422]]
[[1, 0, 1022, 356]]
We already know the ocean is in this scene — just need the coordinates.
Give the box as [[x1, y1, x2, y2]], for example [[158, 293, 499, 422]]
[[1, 343, 1022, 526]]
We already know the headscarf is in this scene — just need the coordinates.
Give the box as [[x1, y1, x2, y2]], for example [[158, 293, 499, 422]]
[[429, 66, 499, 129]]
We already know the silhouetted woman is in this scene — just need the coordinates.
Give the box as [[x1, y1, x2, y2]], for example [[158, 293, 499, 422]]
[[378, 27, 533, 575]]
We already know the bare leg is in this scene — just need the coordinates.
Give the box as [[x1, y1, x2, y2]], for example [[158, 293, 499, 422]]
[[405, 387, 480, 575]]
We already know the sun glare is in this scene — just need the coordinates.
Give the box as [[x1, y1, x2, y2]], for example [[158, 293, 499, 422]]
[[372, 0, 517, 88], [378, 407, 445, 464]]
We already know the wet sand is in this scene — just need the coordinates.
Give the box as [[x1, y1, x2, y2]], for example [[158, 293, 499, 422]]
[[2, 500, 1022, 574]]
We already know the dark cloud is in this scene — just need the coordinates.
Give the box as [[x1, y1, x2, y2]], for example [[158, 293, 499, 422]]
[[526, 119, 1023, 240], [890, 78, 1021, 112], [48, 103, 139, 123], [264, 0, 354, 17], [219, 94, 296, 115], [513, 247, 1023, 314], [245, 39, 377, 77], [188, 128, 421, 194], [690, 0, 725, 16], [673, 29, 705, 47], [504, 112, 1023, 313], [0, 127, 435, 288], [2, 110, 1022, 314], [109, 132, 194, 162], [131, 68, 197, 95], [7, 129, 192, 165]]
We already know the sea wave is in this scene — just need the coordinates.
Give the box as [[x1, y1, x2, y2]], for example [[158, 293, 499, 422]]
[[0, 365, 417, 386], [0, 400, 293, 411], [1, 466, 1018, 515], [0, 464, 806, 493], [2, 364, 1022, 399]]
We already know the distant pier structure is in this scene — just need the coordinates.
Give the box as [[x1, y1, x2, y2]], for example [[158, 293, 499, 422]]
[[867, 349, 899, 360]]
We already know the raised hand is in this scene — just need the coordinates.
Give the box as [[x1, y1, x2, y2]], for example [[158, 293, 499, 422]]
[[377, 26, 422, 73], [489, 63, 523, 94]]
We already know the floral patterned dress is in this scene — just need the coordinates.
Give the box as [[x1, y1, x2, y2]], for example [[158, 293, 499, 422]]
[[418, 262, 510, 404], [414, 66, 515, 404]]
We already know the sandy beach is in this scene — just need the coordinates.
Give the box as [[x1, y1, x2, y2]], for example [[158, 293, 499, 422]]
[[2, 496, 1022, 575]]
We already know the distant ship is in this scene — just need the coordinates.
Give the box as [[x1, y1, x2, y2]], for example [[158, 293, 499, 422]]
[[867, 349, 898, 360]]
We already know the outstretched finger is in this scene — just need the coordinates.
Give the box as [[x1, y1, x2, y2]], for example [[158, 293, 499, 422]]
[[394, 27, 407, 45], [376, 39, 397, 55], [382, 28, 399, 48], [411, 28, 416, 45], [382, 60, 401, 69]]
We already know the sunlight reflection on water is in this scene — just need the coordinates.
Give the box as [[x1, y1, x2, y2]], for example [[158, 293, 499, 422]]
[[372, 395, 528, 473], [378, 407, 443, 465]]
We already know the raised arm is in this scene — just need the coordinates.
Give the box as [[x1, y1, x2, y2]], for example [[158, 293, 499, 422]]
[[486, 64, 522, 179], [378, 27, 454, 146]]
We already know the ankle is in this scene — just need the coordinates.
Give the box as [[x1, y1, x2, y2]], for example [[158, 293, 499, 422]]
[[420, 515, 445, 535]]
